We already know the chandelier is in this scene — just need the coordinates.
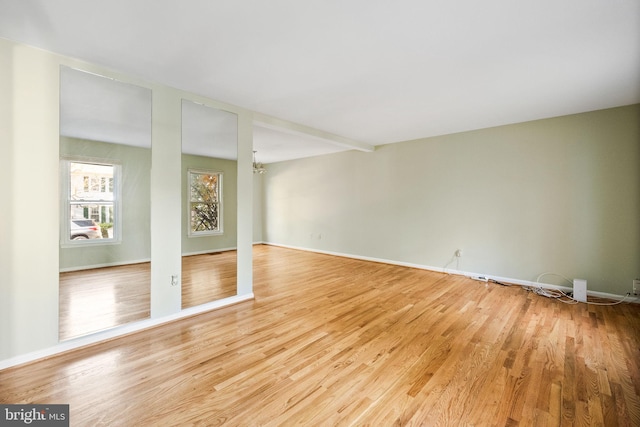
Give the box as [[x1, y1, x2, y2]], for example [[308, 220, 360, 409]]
[[252, 150, 266, 174]]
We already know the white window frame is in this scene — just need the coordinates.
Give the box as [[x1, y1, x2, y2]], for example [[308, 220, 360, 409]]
[[60, 157, 122, 247], [188, 169, 223, 237]]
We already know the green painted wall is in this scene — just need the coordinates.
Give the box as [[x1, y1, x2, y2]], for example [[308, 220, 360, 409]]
[[263, 104, 640, 295]]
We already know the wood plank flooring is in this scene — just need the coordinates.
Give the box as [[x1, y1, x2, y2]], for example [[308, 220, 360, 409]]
[[59, 252, 237, 340], [6, 245, 640, 425], [59, 263, 151, 340], [181, 251, 237, 309]]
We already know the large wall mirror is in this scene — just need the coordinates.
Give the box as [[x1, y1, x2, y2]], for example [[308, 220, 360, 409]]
[[181, 100, 238, 309], [59, 67, 152, 340]]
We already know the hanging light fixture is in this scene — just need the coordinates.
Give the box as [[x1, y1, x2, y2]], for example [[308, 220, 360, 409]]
[[253, 150, 266, 174]]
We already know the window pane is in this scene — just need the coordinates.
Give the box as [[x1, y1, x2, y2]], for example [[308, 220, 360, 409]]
[[69, 204, 114, 240], [188, 170, 221, 235], [70, 162, 114, 202], [68, 162, 115, 241], [190, 202, 219, 232], [190, 173, 218, 203]]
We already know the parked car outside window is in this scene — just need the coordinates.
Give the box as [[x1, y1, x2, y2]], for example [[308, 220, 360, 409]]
[[70, 219, 102, 240]]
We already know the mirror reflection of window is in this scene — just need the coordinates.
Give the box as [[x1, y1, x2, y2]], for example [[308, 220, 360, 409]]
[[59, 67, 151, 340], [188, 169, 223, 236], [181, 100, 238, 309], [64, 161, 119, 243]]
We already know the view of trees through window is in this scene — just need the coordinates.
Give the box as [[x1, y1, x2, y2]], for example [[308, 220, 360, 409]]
[[68, 161, 115, 240], [189, 170, 222, 235]]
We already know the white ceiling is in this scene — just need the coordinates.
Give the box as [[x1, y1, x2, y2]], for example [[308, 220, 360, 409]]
[[2, 0, 639, 163]]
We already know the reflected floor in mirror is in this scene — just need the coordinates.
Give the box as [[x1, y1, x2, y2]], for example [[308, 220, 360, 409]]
[[181, 251, 237, 309], [59, 263, 151, 340], [59, 252, 237, 340]]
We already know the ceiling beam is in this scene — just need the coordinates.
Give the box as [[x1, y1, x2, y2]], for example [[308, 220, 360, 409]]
[[253, 113, 375, 153]]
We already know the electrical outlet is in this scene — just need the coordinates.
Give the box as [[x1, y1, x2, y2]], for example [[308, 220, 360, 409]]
[[455, 249, 462, 257], [171, 275, 178, 286], [633, 279, 640, 295]]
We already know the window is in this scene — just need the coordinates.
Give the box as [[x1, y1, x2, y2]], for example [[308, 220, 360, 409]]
[[188, 170, 222, 236], [62, 160, 120, 244]]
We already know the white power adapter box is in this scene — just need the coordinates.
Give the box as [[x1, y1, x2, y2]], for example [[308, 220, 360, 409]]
[[573, 279, 587, 302]]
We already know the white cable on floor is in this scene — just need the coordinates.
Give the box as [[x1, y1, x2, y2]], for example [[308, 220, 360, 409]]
[[524, 272, 633, 306]]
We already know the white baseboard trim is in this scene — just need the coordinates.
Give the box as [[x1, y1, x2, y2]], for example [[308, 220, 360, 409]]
[[59, 258, 151, 272], [60, 247, 245, 272], [264, 242, 638, 303], [59, 246, 250, 271], [0, 293, 254, 371], [182, 246, 237, 257]]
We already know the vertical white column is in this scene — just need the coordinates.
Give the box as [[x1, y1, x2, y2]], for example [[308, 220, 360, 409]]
[[150, 87, 182, 317], [236, 112, 253, 296], [0, 41, 60, 359]]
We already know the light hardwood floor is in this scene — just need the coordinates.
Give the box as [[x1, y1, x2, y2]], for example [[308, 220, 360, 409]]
[[59, 263, 151, 340], [6, 245, 640, 425], [181, 251, 237, 309], [59, 252, 237, 340]]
